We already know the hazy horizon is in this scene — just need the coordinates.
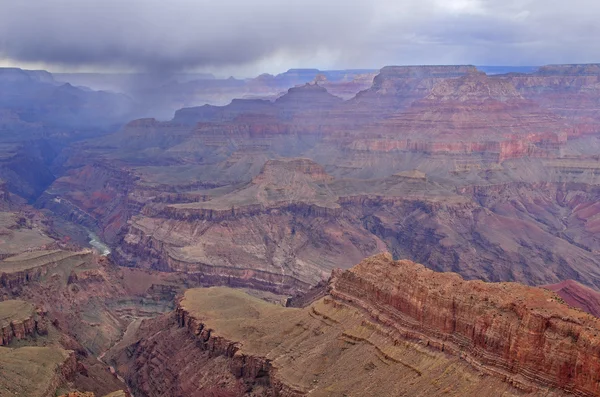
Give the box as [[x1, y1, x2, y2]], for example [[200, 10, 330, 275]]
[[1, 0, 599, 77]]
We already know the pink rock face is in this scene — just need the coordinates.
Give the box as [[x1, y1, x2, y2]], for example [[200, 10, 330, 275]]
[[503, 64, 600, 137], [330, 253, 600, 397], [366, 73, 571, 159]]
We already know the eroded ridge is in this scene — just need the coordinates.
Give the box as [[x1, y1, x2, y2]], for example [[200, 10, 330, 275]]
[[118, 254, 600, 397], [330, 253, 600, 396]]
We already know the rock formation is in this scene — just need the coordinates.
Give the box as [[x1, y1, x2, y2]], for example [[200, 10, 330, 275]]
[[0, 250, 94, 290], [0, 346, 77, 397], [330, 253, 600, 396], [0, 300, 47, 345], [501, 64, 600, 138], [5, 63, 600, 396], [350, 65, 479, 112], [112, 254, 600, 396]]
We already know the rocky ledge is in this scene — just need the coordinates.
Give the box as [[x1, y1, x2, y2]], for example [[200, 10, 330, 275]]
[[0, 249, 93, 289], [113, 254, 600, 396], [0, 346, 76, 397], [330, 253, 600, 396], [0, 300, 48, 345]]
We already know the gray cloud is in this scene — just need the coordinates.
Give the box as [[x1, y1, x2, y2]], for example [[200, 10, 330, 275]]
[[0, 0, 599, 73]]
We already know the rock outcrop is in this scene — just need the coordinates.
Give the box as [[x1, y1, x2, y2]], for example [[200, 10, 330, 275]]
[[114, 254, 600, 396], [330, 253, 600, 396], [351, 65, 479, 112], [0, 300, 47, 345], [115, 287, 529, 397], [0, 346, 77, 397], [501, 64, 600, 138], [0, 249, 94, 290], [359, 73, 571, 161]]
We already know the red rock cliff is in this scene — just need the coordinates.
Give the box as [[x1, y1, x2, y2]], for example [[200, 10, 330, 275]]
[[329, 253, 600, 396]]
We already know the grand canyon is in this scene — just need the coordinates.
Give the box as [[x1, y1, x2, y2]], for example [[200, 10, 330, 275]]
[[1, 61, 600, 396], [3, 8, 600, 392]]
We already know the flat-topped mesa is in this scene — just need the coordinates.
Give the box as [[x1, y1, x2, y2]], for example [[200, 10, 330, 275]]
[[173, 99, 277, 125], [498, 64, 600, 138], [329, 253, 600, 396], [253, 158, 334, 184], [502, 64, 600, 94], [350, 65, 480, 112], [152, 158, 340, 220], [0, 250, 93, 289], [0, 346, 76, 397]]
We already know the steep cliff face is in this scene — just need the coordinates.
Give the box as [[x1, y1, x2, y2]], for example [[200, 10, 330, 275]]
[[116, 287, 521, 397], [0, 245, 190, 396], [330, 253, 600, 396], [365, 73, 571, 160], [0, 250, 95, 290], [38, 163, 137, 243], [0, 300, 47, 345], [114, 258, 600, 397]]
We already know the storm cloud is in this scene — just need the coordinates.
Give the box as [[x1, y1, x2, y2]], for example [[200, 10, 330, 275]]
[[1, 0, 599, 73]]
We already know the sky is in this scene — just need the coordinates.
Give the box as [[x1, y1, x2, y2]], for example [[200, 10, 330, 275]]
[[0, 0, 599, 76]]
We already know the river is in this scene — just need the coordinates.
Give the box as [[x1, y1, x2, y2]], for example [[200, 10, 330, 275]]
[[88, 231, 111, 256]]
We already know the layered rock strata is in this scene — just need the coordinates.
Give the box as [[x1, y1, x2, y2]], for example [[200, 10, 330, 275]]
[[116, 288, 532, 397], [0, 249, 93, 289], [114, 254, 600, 396], [330, 253, 600, 396]]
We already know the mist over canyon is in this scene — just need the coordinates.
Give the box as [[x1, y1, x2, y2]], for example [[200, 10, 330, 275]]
[[4, 58, 600, 397]]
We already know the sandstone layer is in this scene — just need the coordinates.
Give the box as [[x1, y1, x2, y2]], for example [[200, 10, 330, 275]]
[[330, 253, 600, 396], [114, 250, 600, 397], [115, 288, 535, 397]]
